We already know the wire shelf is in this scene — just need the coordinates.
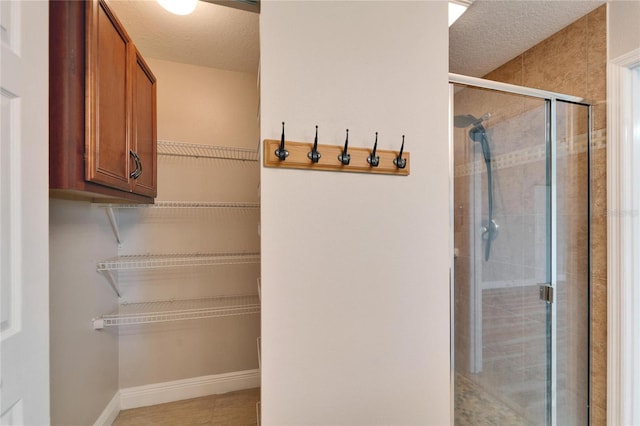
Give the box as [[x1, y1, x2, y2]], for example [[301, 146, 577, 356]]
[[93, 294, 260, 328], [95, 202, 260, 245], [97, 252, 261, 271], [157, 140, 259, 162], [97, 201, 260, 209]]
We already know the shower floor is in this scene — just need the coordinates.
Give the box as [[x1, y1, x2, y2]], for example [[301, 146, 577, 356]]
[[455, 372, 526, 426]]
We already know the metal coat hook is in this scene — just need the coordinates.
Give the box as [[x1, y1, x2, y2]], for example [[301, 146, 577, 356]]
[[307, 125, 321, 163], [338, 129, 350, 165], [274, 122, 289, 161], [393, 135, 407, 169], [367, 132, 380, 167]]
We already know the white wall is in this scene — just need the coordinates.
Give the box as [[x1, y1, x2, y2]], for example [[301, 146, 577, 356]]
[[49, 199, 119, 426], [146, 58, 259, 148], [608, 1, 640, 60], [260, 2, 450, 424]]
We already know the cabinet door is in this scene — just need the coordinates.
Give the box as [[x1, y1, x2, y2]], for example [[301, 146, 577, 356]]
[[85, 0, 132, 192], [130, 49, 157, 197]]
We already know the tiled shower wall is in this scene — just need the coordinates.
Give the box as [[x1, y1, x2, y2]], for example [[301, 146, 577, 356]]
[[469, 5, 607, 424]]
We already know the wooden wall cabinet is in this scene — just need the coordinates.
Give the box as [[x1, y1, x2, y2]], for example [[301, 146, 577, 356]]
[[130, 49, 157, 198], [50, 0, 157, 203]]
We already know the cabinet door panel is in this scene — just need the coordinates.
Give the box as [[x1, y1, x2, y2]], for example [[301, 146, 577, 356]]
[[131, 50, 157, 197], [85, 0, 131, 191]]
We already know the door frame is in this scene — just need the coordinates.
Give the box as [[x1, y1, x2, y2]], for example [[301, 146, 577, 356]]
[[606, 46, 640, 426]]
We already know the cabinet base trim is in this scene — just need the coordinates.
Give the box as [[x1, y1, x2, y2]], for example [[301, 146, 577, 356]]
[[93, 391, 121, 426], [119, 369, 261, 410]]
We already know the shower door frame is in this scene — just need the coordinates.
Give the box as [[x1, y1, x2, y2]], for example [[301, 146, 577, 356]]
[[448, 73, 590, 426]]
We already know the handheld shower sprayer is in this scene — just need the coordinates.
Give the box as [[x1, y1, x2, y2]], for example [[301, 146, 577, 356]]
[[454, 112, 498, 261]]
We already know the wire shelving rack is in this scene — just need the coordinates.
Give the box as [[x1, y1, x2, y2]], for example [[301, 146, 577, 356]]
[[92, 294, 260, 329]]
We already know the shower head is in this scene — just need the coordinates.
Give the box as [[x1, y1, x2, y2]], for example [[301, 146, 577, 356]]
[[453, 112, 491, 129]]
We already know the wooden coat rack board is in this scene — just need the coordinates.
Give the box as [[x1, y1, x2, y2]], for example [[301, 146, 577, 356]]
[[263, 139, 410, 176]]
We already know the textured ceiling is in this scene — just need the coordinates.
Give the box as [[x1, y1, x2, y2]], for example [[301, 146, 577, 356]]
[[109, 0, 604, 78], [108, 0, 259, 73], [450, 0, 605, 77]]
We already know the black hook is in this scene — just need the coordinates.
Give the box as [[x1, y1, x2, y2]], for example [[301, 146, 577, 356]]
[[367, 132, 380, 167], [275, 122, 289, 161], [338, 129, 350, 165], [393, 135, 407, 169], [307, 125, 321, 163]]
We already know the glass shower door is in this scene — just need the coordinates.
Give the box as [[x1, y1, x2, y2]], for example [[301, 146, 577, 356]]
[[452, 81, 591, 425], [452, 84, 552, 425]]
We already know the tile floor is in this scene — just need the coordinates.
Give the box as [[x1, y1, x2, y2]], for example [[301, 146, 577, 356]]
[[113, 388, 260, 426], [455, 373, 524, 426]]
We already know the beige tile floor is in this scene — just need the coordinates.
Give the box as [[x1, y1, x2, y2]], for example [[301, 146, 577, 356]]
[[455, 373, 525, 426], [113, 388, 260, 426]]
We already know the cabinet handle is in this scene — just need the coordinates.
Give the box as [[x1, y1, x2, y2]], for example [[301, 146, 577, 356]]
[[129, 151, 138, 179], [134, 152, 143, 179], [133, 152, 142, 179], [129, 150, 142, 179]]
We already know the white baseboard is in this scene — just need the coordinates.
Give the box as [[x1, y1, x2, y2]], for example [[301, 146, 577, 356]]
[[94, 392, 121, 426], [119, 369, 261, 410]]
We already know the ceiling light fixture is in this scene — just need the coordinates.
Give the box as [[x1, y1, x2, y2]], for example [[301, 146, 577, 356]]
[[449, 0, 472, 27], [157, 0, 198, 15]]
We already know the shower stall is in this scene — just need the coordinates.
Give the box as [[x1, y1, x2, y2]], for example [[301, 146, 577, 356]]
[[449, 74, 590, 425]]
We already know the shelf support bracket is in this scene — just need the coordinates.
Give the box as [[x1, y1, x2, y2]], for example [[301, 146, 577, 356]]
[[98, 269, 121, 298], [104, 207, 121, 244], [92, 318, 105, 330]]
